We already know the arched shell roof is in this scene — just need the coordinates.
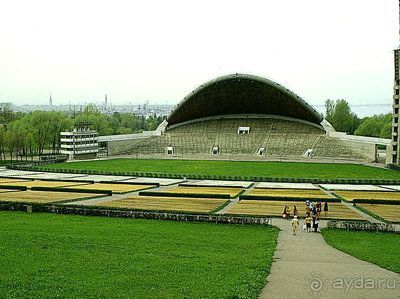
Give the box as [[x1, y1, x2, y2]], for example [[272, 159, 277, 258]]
[[167, 74, 323, 126]]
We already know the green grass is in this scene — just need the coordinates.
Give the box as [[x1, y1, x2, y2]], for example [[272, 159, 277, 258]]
[[42, 158, 400, 180], [0, 211, 278, 298], [322, 228, 400, 273]]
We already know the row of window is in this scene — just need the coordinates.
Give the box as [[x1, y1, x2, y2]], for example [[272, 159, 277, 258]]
[[61, 144, 98, 147], [166, 146, 266, 156], [61, 135, 98, 139], [61, 147, 98, 152]]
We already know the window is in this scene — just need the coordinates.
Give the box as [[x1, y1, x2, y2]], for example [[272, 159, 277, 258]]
[[257, 147, 265, 156], [237, 127, 250, 134], [212, 146, 219, 155], [167, 146, 174, 155], [303, 149, 314, 157]]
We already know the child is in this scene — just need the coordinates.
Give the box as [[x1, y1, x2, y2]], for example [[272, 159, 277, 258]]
[[314, 217, 320, 232], [305, 214, 312, 233], [291, 216, 300, 235]]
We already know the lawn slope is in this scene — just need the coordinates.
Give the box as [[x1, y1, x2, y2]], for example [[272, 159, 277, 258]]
[[0, 211, 278, 298], [42, 159, 400, 180], [322, 228, 400, 273]]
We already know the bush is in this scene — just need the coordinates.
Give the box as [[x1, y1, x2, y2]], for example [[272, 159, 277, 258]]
[[31, 186, 112, 196], [138, 191, 230, 199], [352, 199, 400, 205], [327, 220, 396, 232], [0, 185, 28, 191], [239, 195, 340, 202]]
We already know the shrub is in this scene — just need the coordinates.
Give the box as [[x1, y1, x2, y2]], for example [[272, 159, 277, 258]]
[[239, 195, 340, 202], [138, 191, 230, 199]]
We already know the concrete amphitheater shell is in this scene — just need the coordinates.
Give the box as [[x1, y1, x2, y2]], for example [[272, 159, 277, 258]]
[[105, 73, 371, 162], [167, 73, 324, 129]]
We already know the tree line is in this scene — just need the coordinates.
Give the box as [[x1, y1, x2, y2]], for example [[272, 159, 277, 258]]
[[0, 104, 164, 161], [0, 100, 393, 162], [325, 99, 391, 139]]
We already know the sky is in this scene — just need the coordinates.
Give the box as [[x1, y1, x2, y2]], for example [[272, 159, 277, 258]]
[[0, 0, 398, 107]]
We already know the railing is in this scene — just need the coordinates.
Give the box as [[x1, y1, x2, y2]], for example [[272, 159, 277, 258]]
[[7, 155, 68, 169]]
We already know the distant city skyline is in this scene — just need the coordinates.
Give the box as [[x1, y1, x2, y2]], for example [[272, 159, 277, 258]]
[[0, 1, 398, 107], [5, 101, 391, 119]]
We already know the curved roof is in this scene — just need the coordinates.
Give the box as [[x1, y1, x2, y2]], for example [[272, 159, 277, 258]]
[[167, 74, 323, 127]]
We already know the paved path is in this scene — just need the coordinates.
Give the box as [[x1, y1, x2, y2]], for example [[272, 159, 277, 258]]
[[216, 181, 258, 214], [318, 185, 381, 223], [260, 219, 400, 299]]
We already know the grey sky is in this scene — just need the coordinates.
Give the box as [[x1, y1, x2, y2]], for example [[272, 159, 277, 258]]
[[0, 0, 398, 107]]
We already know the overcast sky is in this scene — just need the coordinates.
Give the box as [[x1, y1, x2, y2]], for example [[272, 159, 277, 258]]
[[0, 0, 398, 107]]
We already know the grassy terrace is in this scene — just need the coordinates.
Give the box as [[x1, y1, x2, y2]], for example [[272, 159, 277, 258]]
[[0, 190, 105, 204], [97, 196, 229, 213], [0, 211, 278, 298], [322, 229, 400, 273], [41, 159, 400, 180], [228, 201, 365, 220]]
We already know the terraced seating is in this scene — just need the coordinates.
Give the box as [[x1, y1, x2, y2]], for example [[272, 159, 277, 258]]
[[313, 137, 367, 161], [124, 118, 369, 161]]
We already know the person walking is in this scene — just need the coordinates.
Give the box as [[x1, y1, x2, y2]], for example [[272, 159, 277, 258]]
[[305, 214, 312, 233], [323, 201, 329, 217], [286, 206, 290, 220], [305, 201, 311, 215], [314, 217, 320, 232], [282, 206, 288, 219], [312, 214, 317, 232], [316, 201, 321, 217], [291, 216, 300, 235], [293, 205, 298, 217]]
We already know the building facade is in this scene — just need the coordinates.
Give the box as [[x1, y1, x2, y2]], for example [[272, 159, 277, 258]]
[[60, 125, 98, 160], [391, 48, 400, 164]]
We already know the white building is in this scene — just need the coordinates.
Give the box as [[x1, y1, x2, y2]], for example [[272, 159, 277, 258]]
[[60, 125, 98, 160]]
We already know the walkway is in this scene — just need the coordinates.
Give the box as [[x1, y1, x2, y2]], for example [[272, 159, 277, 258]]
[[260, 219, 400, 299], [318, 186, 381, 223], [215, 182, 258, 214]]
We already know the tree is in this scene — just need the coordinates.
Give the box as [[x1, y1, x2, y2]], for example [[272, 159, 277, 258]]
[[74, 105, 113, 136], [0, 125, 5, 160], [29, 111, 53, 156], [0, 103, 16, 124], [355, 113, 392, 138], [325, 99, 359, 134], [4, 129, 16, 162], [48, 112, 73, 153], [325, 99, 335, 121]]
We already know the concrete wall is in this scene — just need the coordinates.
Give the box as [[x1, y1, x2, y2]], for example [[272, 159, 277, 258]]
[[107, 139, 149, 156], [116, 152, 368, 164], [327, 132, 391, 163], [386, 144, 394, 165], [338, 139, 377, 162], [70, 153, 97, 160]]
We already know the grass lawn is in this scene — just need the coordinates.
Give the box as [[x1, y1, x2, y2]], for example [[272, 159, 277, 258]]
[[42, 159, 400, 180], [322, 228, 400, 273], [0, 211, 278, 298], [97, 196, 229, 213]]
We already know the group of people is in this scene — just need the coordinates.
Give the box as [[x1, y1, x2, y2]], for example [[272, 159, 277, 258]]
[[282, 200, 329, 235]]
